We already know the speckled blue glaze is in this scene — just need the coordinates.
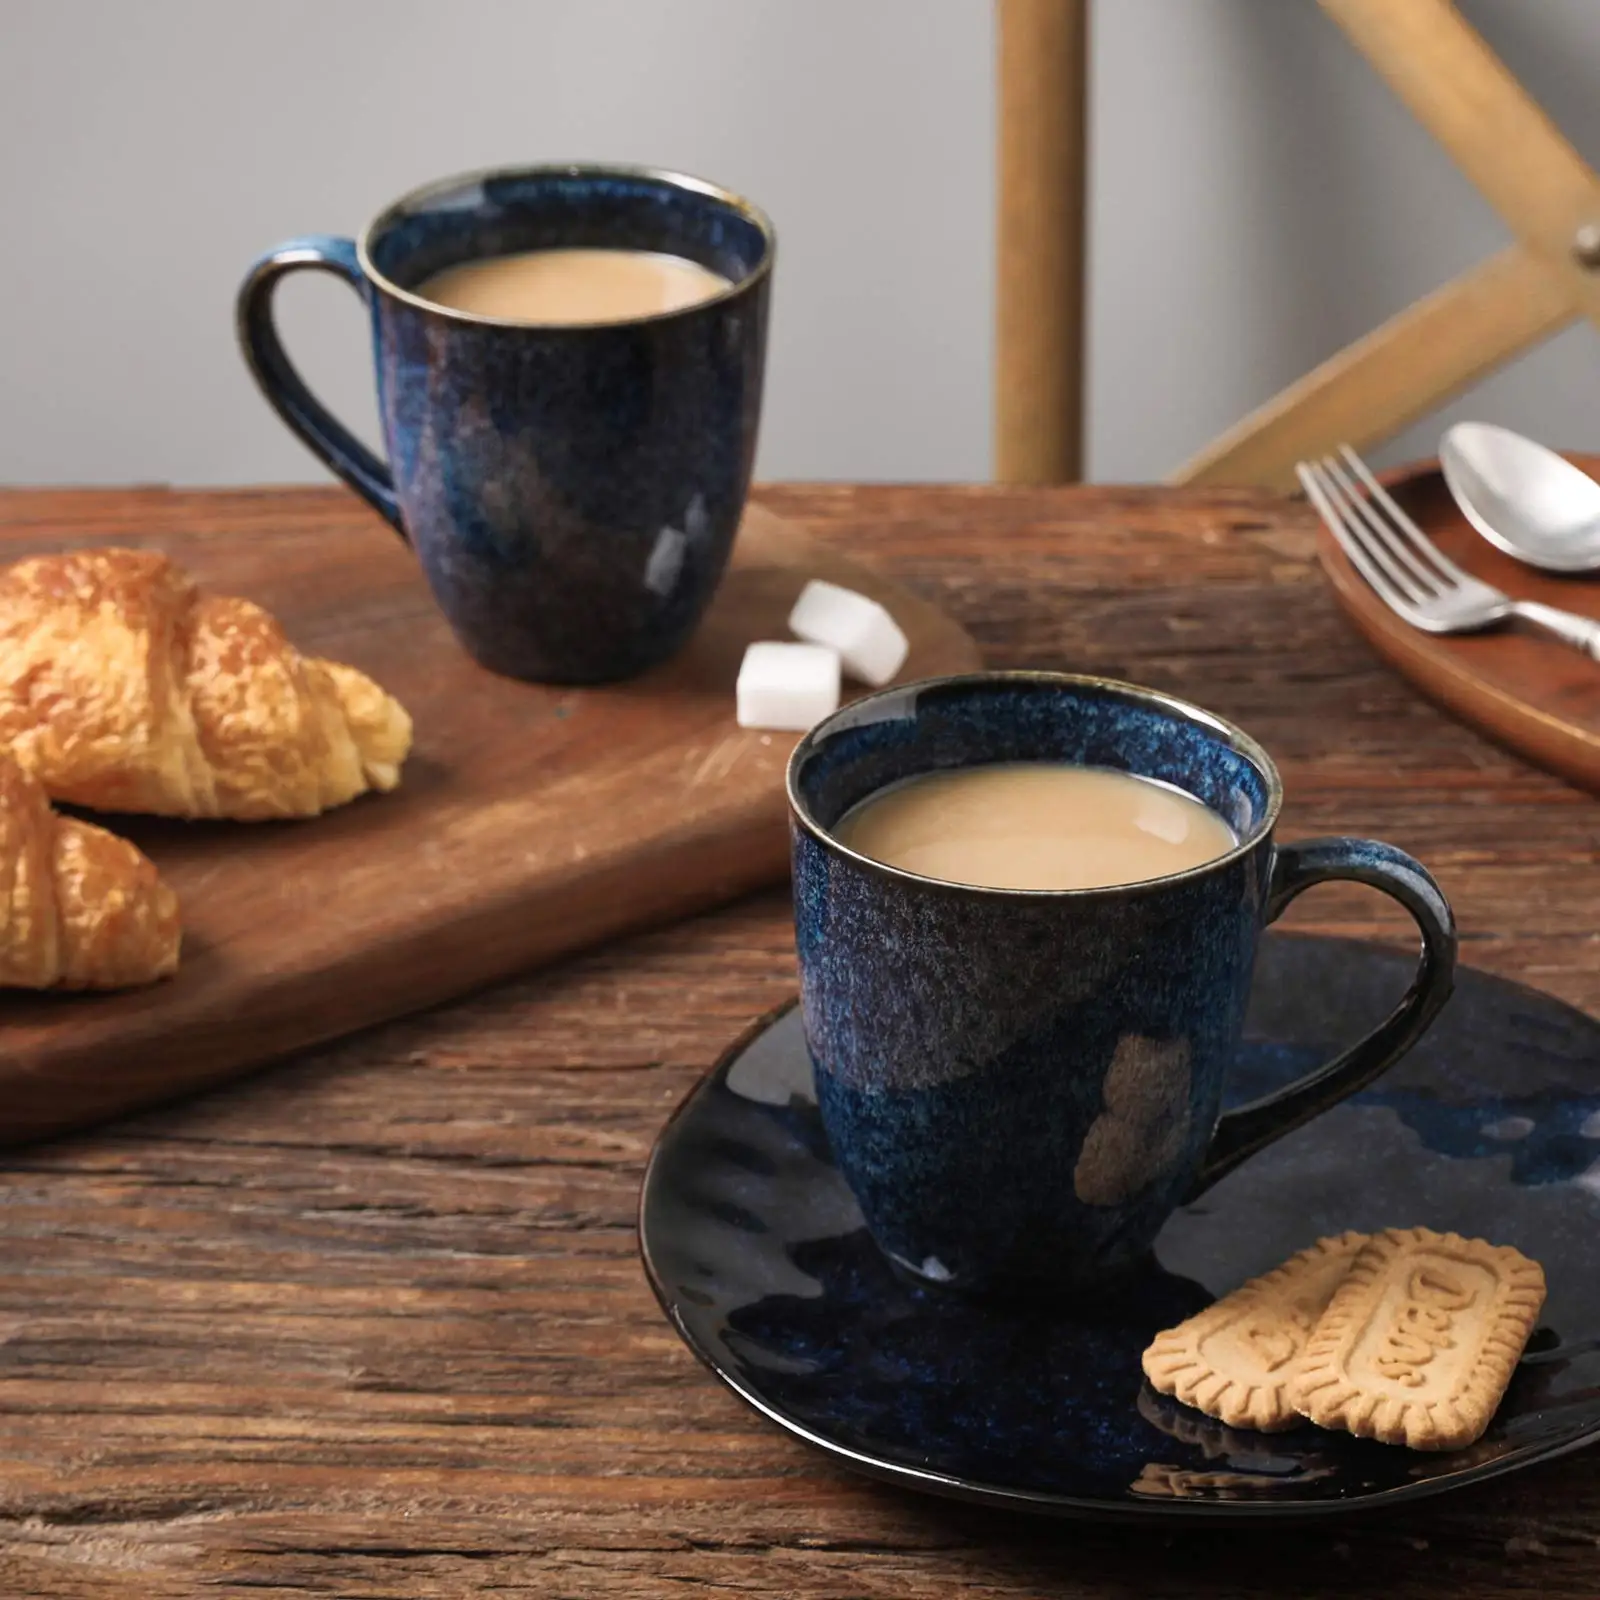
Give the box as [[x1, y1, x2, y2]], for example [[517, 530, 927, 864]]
[[638, 933, 1600, 1520], [238, 164, 773, 683], [786, 674, 1456, 1297]]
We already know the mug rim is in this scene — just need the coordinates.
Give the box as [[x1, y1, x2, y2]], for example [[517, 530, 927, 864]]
[[355, 160, 776, 331], [785, 669, 1285, 900]]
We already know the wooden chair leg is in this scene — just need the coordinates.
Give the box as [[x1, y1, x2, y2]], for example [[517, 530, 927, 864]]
[[1323, 0, 1600, 316], [995, 0, 1089, 484], [1173, 246, 1574, 491], [1175, 0, 1600, 491]]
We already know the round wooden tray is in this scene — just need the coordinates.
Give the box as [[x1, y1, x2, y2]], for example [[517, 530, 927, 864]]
[[1316, 453, 1600, 794]]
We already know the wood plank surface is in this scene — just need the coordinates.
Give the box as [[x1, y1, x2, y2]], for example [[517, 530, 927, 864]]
[[4, 482, 1600, 1598], [0, 493, 976, 1143]]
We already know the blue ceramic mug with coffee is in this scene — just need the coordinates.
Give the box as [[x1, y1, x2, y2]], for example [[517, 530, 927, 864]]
[[237, 164, 773, 684], [787, 672, 1457, 1298]]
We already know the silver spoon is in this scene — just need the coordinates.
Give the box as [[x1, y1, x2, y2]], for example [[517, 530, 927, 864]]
[[1440, 422, 1600, 574]]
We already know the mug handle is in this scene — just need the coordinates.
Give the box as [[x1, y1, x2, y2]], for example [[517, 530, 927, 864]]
[[1185, 837, 1457, 1198], [235, 236, 406, 537]]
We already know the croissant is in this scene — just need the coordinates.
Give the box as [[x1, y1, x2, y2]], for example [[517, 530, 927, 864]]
[[0, 750, 180, 988], [0, 548, 412, 820]]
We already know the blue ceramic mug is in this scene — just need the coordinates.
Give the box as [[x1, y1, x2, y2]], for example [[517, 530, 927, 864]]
[[237, 164, 774, 683], [787, 672, 1457, 1298]]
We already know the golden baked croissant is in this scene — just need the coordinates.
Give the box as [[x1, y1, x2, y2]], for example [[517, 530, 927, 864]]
[[0, 750, 180, 988], [0, 548, 412, 820]]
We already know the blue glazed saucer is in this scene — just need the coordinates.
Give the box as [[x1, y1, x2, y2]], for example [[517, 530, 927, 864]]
[[639, 933, 1600, 1521]]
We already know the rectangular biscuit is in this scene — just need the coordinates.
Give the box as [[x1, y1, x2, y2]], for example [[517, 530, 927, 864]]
[[1287, 1226, 1546, 1451], [1141, 1232, 1368, 1432]]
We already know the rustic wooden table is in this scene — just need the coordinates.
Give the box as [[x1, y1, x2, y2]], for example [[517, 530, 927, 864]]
[[3, 483, 1597, 1598]]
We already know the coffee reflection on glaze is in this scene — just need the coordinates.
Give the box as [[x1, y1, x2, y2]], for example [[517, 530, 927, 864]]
[[1075, 1036, 1194, 1207]]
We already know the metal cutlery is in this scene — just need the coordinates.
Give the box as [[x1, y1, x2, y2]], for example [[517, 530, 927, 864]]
[[1440, 422, 1600, 574], [1297, 445, 1600, 659]]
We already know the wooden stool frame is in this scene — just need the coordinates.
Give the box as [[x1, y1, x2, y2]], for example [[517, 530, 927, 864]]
[[994, 0, 1600, 490]]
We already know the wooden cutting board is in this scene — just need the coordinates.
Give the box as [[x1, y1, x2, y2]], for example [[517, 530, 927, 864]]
[[0, 487, 979, 1144], [1318, 454, 1600, 794]]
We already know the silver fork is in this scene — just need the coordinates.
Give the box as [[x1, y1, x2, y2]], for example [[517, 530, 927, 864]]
[[1297, 445, 1600, 658]]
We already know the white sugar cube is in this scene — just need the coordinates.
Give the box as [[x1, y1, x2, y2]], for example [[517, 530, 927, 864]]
[[787, 579, 909, 687], [736, 642, 841, 731]]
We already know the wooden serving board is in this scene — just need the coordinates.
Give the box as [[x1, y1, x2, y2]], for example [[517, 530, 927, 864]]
[[1317, 453, 1600, 794], [0, 488, 979, 1144]]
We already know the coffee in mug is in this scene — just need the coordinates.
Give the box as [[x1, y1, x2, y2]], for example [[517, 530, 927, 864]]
[[787, 672, 1457, 1298], [238, 164, 773, 685], [834, 763, 1237, 891], [418, 248, 732, 325]]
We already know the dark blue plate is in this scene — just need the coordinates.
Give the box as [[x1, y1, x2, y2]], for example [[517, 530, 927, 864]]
[[639, 933, 1600, 1520]]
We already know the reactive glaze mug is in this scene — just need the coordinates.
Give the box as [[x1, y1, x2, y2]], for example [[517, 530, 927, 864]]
[[237, 163, 773, 684], [787, 672, 1457, 1298]]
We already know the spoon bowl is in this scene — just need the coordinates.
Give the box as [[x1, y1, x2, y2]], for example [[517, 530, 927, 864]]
[[1439, 422, 1600, 574]]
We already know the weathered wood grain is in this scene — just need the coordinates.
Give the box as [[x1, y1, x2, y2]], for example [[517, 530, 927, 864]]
[[3, 481, 1599, 1597]]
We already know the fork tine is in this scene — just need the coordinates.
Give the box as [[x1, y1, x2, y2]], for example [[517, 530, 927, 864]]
[[1297, 461, 1422, 623], [1321, 454, 1449, 596], [1336, 444, 1474, 587], [1307, 458, 1436, 608]]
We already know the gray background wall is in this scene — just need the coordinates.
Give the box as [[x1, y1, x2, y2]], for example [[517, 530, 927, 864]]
[[2, 0, 1597, 486]]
